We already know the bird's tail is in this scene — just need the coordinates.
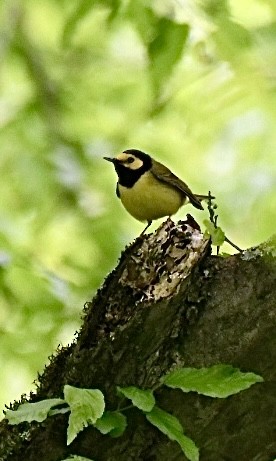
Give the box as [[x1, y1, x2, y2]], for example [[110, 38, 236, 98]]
[[195, 194, 215, 202], [190, 193, 215, 209], [186, 193, 215, 210]]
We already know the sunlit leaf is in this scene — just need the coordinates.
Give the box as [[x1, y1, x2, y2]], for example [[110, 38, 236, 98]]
[[117, 386, 155, 412], [127, 3, 189, 94], [64, 385, 105, 445], [163, 365, 263, 398], [63, 0, 119, 45], [94, 410, 127, 437], [148, 18, 189, 93], [213, 19, 252, 61], [204, 220, 225, 246], [5, 399, 65, 424], [48, 406, 71, 417], [146, 406, 199, 461], [61, 456, 94, 461]]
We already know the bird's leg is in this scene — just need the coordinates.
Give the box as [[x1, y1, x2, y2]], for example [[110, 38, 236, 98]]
[[141, 220, 152, 235]]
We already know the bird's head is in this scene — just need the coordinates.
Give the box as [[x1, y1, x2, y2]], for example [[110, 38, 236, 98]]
[[104, 149, 152, 179], [104, 149, 152, 171]]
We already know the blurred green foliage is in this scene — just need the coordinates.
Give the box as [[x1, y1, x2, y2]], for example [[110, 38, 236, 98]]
[[0, 0, 275, 414]]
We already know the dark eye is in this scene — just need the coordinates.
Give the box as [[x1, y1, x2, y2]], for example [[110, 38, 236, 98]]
[[127, 157, 134, 164]]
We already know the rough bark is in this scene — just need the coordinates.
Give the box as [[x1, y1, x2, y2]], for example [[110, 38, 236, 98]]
[[0, 218, 275, 461]]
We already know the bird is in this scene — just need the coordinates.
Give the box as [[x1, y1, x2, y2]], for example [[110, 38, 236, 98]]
[[104, 149, 212, 233]]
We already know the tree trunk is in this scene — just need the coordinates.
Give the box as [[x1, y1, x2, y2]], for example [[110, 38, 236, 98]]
[[1, 218, 276, 461]]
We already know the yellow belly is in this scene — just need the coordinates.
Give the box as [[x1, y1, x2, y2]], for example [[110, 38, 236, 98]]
[[118, 171, 185, 222]]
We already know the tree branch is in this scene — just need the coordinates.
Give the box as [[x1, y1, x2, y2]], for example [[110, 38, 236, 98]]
[[1, 222, 275, 461]]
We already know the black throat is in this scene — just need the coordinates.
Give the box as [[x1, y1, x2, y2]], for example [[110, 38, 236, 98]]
[[115, 149, 152, 188]]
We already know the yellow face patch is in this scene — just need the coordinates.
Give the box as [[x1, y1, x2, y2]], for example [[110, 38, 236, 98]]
[[116, 153, 143, 170]]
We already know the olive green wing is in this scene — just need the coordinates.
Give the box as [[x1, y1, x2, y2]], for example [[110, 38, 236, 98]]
[[151, 160, 204, 210]]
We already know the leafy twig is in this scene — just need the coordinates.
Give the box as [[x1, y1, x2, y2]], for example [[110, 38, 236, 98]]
[[206, 192, 243, 254]]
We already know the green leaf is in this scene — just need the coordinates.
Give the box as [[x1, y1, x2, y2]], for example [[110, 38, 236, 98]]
[[148, 18, 189, 93], [60, 456, 94, 461], [212, 18, 252, 62], [146, 406, 199, 461], [126, 2, 157, 45], [64, 385, 105, 445], [63, 0, 119, 45], [5, 399, 65, 424], [128, 3, 189, 95], [203, 220, 225, 246], [48, 406, 71, 417], [163, 365, 263, 398], [94, 410, 127, 437], [117, 386, 155, 412]]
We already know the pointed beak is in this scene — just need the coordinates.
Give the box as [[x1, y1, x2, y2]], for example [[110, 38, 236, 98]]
[[103, 156, 116, 163]]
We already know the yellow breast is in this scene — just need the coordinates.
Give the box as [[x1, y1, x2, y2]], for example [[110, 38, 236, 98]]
[[118, 171, 185, 222]]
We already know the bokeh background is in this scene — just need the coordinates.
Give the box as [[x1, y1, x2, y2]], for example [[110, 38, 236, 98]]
[[0, 0, 275, 415]]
